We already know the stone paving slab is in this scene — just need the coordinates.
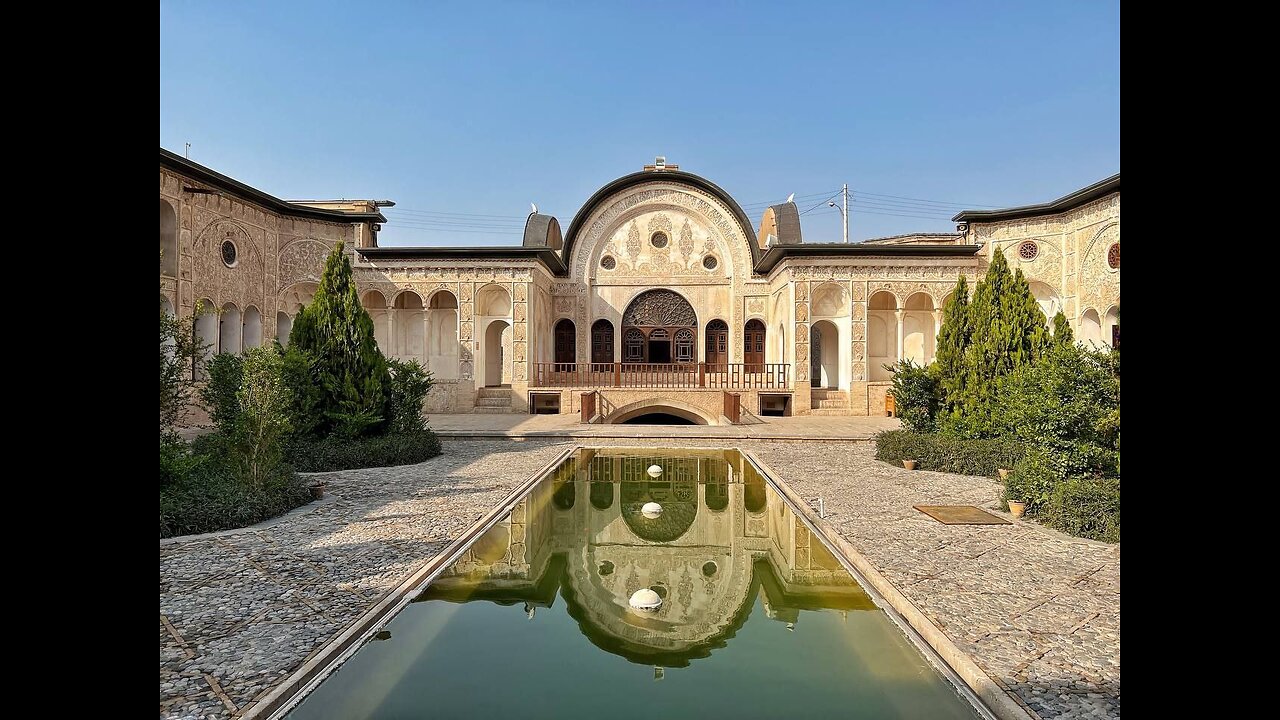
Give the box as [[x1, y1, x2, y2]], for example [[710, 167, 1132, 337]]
[[159, 438, 1118, 720]]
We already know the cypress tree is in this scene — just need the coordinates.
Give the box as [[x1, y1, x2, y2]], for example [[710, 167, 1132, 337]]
[[1051, 311, 1074, 346], [934, 275, 972, 417], [955, 250, 1049, 436], [287, 241, 389, 436]]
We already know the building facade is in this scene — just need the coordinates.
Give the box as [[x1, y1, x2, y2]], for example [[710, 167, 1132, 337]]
[[160, 149, 1119, 422]]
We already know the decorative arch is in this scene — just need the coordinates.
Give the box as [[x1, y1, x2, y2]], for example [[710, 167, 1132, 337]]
[[744, 319, 766, 371], [705, 319, 729, 368], [562, 170, 760, 274], [811, 282, 849, 318], [393, 290, 425, 363], [476, 284, 512, 317], [1079, 308, 1104, 348], [1103, 305, 1120, 349], [276, 312, 292, 346], [604, 399, 716, 426], [428, 290, 460, 380], [621, 289, 698, 364], [194, 300, 218, 378], [160, 199, 177, 277], [242, 306, 263, 349], [362, 290, 390, 355], [868, 291, 899, 381], [903, 293, 934, 365]]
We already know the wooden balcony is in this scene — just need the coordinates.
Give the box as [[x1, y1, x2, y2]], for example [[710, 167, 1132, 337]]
[[530, 362, 791, 389]]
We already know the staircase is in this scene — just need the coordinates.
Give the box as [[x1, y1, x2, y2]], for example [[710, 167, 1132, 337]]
[[475, 386, 513, 413], [809, 389, 849, 415]]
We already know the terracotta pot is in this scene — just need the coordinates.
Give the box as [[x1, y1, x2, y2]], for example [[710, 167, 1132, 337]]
[[902, 459, 917, 471], [310, 484, 326, 500], [1007, 500, 1026, 519], [997, 468, 1011, 481]]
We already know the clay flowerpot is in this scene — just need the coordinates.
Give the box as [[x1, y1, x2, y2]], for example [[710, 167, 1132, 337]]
[[1007, 500, 1026, 519], [310, 483, 326, 500], [902, 459, 917, 471], [997, 468, 1011, 481]]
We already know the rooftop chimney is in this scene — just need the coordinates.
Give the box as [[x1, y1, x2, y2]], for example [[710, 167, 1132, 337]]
[[642, 156, 679, 172]]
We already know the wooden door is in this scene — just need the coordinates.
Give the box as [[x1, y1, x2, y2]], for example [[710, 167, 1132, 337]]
[[744, 319, 765, 372], [706, 320, 728, 371]]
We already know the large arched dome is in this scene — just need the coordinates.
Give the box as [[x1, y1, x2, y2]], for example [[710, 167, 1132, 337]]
[[562, 170, 760, 281]]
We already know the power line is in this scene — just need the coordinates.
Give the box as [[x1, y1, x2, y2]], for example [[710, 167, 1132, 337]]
[[850, 188, 1000, 209], [799, 192, 843, 217]]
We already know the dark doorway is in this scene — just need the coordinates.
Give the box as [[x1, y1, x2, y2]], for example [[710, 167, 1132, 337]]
[[554, 319, 575, 366], [648, 339, 672, 363], [591, 319, 614, 364], [622, 412, 696, 425]]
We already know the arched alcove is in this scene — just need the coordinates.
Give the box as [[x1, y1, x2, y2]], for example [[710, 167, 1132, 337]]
[[363, 290, 390, 355], [1079, 309, 1103, 348], [868, 291, 898, 381], [160, 199, 178, 277], [903, 293, 935, 365], [242, 306, 263, 349], [219, 303, 242, 355], [393, 291, 425, 364], [622, 289, 697, 364], [428, 291, 460, 380]]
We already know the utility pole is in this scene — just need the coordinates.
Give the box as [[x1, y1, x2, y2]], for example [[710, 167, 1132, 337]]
[[842, 183, 849, 244], [828, 183, 851, 243]]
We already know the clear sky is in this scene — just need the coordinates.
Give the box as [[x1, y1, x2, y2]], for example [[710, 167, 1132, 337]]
[[160, 1, 1119, 246]]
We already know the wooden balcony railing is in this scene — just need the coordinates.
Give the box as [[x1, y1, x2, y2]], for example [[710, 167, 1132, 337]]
[[531, 362, 790, 389]]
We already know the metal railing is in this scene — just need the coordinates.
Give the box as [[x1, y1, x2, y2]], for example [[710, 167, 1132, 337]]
[[530, 362, 790, 389]]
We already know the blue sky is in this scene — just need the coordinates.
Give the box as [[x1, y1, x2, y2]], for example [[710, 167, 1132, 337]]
[[160, 1, 1119, 246]]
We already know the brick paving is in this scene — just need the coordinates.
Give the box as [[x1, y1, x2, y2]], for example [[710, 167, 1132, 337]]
[[159, 438, 1118, 719]]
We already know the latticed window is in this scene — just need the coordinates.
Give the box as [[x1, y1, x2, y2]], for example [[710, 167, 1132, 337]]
[[624, 328, 645, 362], [674, 329, 695, 363], [1107, 243, 1120, 269], [1018, 240, 1039, 260]]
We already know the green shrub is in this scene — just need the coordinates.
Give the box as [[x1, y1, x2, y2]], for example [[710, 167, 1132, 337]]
[[875, 430, 1023, 477], [281, 345, 325, 440], [996, 343, 1119, 476], [387, 358, 434, 434], [233, 347, 293, 487], [288, 430, 443, 472], [886, 359, 940, 432], [1003, 447, 1059, 513], [160, 299, 204, 434], [159, 444, 309, 538], [1043, 476, 1120, 543], [200, 353, 244, 432]]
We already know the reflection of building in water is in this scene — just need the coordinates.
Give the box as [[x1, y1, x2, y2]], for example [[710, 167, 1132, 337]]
[[421, 450, 873, 667]]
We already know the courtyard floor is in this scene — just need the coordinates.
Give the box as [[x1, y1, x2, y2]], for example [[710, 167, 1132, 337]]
[[160, 438, 1118, 720]]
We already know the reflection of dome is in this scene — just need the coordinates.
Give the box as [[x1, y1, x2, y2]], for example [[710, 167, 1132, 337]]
[[620, 480, 697, 542]]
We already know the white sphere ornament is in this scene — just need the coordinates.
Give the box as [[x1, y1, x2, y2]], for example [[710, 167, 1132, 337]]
[[629, 588, 663, 611], [641, 502, 663, 518], [647, 464, 663, 478]]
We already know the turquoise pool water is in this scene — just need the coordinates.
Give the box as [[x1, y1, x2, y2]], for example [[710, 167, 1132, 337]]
[[286, 448, 979, 719]]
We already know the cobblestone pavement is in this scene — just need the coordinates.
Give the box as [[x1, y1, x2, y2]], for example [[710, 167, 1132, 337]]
[[160, 439, 1118, 719], [159, 441, 571, 719], [745, 441, 1120, 720]]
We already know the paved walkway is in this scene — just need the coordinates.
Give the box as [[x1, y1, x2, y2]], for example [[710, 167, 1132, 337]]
[[428, 412, 900, 439], [160, 439, 1118, 720]]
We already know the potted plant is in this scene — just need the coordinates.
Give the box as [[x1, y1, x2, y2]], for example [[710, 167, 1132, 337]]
[[1006, 499, 1026, 519], [902, 459, 917, 471]]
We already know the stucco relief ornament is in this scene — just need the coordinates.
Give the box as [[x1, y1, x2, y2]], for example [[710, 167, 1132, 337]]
[[626, 220, 642, 261], [679, 220, 695, 261]]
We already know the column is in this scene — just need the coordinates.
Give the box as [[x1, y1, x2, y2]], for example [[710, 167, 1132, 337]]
[[895, 309, 905, 363], [933, 309, 944, 363], [388, 307, 398, 359]]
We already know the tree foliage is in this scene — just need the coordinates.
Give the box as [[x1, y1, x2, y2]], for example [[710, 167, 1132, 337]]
[[934, 275, 971, 421], [886, 359, 940, 433], [1051, 311, 1074, 346], [160, 299, 204, 435], [233, 347, 293, 488], [287, 241, 390, 437], [387, 358, 434, 434]]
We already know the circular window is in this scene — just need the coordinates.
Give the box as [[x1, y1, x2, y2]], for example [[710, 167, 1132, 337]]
[[598, 560, 614, 576], [600, 255, 616, 270], [221, 239, 238, 267], [1018, 241, 1038, 261], [1107, 243, 1120, 270], [702, 561, 718, 577], [650, 232, 669, 249], [702, 255, 718, 270]]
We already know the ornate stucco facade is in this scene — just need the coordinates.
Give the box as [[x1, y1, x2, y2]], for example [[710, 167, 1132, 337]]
[[160, 149, 1119, 422]]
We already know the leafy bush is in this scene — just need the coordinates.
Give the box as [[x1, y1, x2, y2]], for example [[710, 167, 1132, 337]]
[[159, 447, 310, 538], [388, 358, 434, 434], [160, 300, 204, 434], [288, 430, 443, 472], [886, 359, 940, 432], [1043, 476, 1120, 543], [281, 346, 325, 440], [233, 347, 293, 487], [200, 353, 244, 432], [875, 430, 1023, 477], [996, 343, 1119, 477], [1003, 447, 1060, 513]]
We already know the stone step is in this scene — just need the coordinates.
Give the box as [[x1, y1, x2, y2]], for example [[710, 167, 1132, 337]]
[[816, 399, 849, 408], [477, 387, 511, 399], [808, 408, 853, 416], [476, 397, 512, 408], [811, 389, 848, 401], [473, 407, 513, 414]]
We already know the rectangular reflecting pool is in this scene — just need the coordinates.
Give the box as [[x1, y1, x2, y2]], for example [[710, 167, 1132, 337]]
[[285, 448, 981, 719]]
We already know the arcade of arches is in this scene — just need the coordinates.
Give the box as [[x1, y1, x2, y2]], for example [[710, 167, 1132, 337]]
[[161, 148, 1119, 417]]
